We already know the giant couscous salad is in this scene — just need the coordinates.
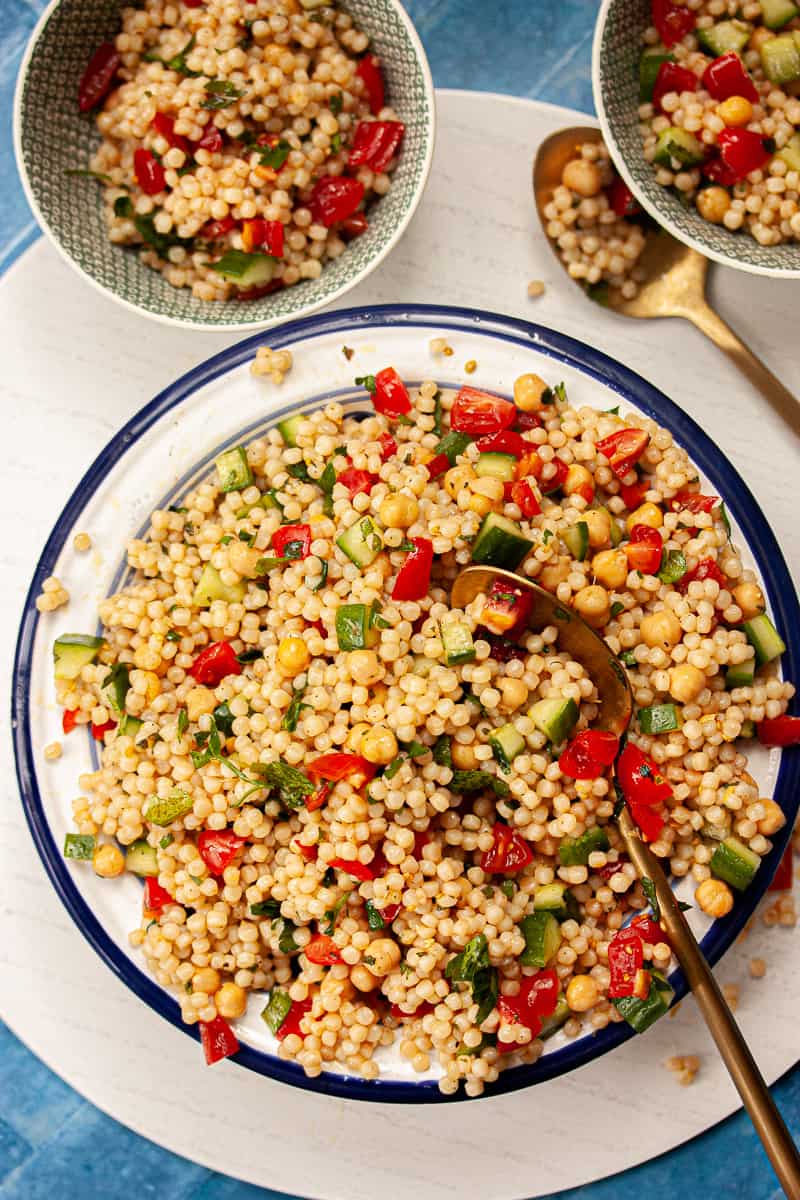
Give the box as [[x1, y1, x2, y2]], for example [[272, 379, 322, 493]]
[[75, 0, 404, 300], [52, 363, 798, 1095]]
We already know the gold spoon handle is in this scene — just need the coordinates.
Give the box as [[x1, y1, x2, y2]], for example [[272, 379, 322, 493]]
[[685, 301, 800, 440], [617, 809, 800, 1197]]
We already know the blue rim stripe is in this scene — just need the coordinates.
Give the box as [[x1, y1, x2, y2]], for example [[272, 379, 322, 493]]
[[12, 303, 800, 1103]]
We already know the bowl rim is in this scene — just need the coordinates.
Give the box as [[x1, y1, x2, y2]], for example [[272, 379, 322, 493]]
[[12, 301, 800, 1103], [11, 0, 437, 331], [591, 0, 800, 279]]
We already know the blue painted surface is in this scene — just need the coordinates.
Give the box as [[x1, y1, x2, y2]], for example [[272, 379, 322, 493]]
[[0, 0, 796, 1194]]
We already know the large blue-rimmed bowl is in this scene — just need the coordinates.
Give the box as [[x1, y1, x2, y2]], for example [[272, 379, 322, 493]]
[[12, 304, 799, 1103]]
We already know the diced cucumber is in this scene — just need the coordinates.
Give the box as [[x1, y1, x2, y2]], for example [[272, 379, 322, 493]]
[[472, 512, 534, 570], [761, 32, 800, 82], [489, 723, 526, 771], [639, 51, 674, 102], [475, 452, 517, 483], [118, 714, 143, 739], [277, 413, 307, 447], [192, 563, 246, 607], [778, 132, 800, 171], [261, 988, 292, 1035], [743, 613, 786, 666], [529, 697, 579, 744], [235, 490, 282, 519], [211, 249, 276, 286], [562, 521, 589, 562], [762, 0, 799, 28], [697, 19, 751, 56], [336, 516, 384, 568], [125, 839, 159, 877], [740, 719, 756, 738], [533, 882, 567, 912], [103, 662, 130, 715], [433, 430, 472, 465], [214, 446, 253, 493], [519, 911, 562, 968], [653, 127, 705, 167], [145, 790, 194, 826], [710, 836, 760, 890], [63, 832, 95, 860], [612, 970, 674, 1033], [725, 657, 755, 689], [558, 826, 610, 866], [336, 603, 378, 650], [638, 703, 680, 734], [540, 994, 570, 1039], [53, 634, 104, 681], [609, 514, 626, 548], [440, 619, 476, 666]]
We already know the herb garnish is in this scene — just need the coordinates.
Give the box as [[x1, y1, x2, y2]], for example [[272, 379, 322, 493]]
[[282, 686, 309, 733], [355, 374, 377, 394], [201, 79, 246, 109], [450, 769, 510, 799], [259, 759, 314, 808], [432, 389, 443, 437], [258, 139, 291, 169], [445, 934, 498, 1024], [322, 892, 350, 935], [641, 876, 661, 923], [329, 92, 343, 115], [143, 35, 200, 75]]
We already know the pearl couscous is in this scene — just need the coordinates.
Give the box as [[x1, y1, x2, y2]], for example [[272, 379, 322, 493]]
[[55, 365, 794, 1094], [78, 1, 403, 300]]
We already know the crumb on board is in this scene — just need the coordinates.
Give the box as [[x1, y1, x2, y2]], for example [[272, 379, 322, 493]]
[[722, 984, 739, 1012], [763, 894, 797, 928], [73, 532, 92, 552], [342, 346, 355, 361], [36, 576, 69, 613], [251, 346, 293, 383], [429, 337, 453, 357], [749, 957, 767, 979], [464, 359, 477, 374], [527, 279, 545, 299], [665, 1055, 700, 1086], [44, 741, 63, 761]]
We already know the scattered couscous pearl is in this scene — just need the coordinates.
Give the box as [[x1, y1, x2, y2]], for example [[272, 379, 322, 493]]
[[44, 742, 63, 761], [73, 532, 92, 552], [527, 280, 546, 299]]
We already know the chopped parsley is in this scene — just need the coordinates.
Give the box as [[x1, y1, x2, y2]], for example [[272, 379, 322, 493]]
[[250, 898, 281, 918], [258, 139, 291, 169], [342, 345, 354, 360], [282, 686, 309, 733], [287, 461, 311, 483], [365, 900, 385, 930], [432, 735, 452, 767], [610, 601, 625, 619], [329, 92, 343, 115], [143, 34, 199, 75], [432, 389, 443, 437], [641, 876, 661, 923], [259, 759, 314, 808], [445, 934, 498, 1024], [322, 892, 350, 935], [177, 709, 189, 736], [354, 374, 377, 394]]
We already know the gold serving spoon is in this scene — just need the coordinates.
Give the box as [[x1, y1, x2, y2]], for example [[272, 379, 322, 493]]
[[452, 565, 800, 1196], [533, 126, 800, 439]]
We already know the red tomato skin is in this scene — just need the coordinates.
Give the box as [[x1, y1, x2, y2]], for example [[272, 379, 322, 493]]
[[652, 0, 696, 46], [378, 432, 397, 460], [677, 557, 726, 593], [652, 62, 698, 111], [272, 523, 312, 560], [309, 176, 364, 227], [717, 128, 770, 181], [630, 915, 666, 945], [620, 477, 649, 509], [425, 453, 451, 479], [372, 367, 411, 417], [480, 824, 533, 874], [392, 537, 434, 602], [78, 43, 121, 111], [616, 743, 672, 806], [305, 934, 342, 965], [197, 830, 245, 875], [607, 927, 644, 998], [151, 112, 189, 152], [337, 467, 378, 498], [595, 428, 650, 479], [294, 841, 319, 862], [508, 479, 542, 518], [189, 641, 242, 686], [450, 387, 517, 436], [276, 997, 313, 1041], [348, 120, 405, 171], [308, 753, 376, 785], [201, 215, 236, 240], [356, 54, 385, 114], [328, 857, 375, 881], [91, 719, 117, 741], [200, 1015, 240, 1065], [475, 431, 529, 458], [196, 124, 224, 153], [757, 716, 800, 747], [143, 878, 173, 912], [670, 491, 719, 514], [134, 148, 166, 195], [540, 456, 569, 495], [625, 525, 663, 575], [62, 708, 79, 735], [559, 730, 620, 780], [702, 51, 758, 102], [628, 798, 666, 841]]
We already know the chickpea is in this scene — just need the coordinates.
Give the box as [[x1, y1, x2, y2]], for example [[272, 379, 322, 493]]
[[640, 609, 682, 650], [187, 685, 216, 722], [364, 937, 402, 976], [566, 974, 600, 1012], [583, 507, 612, 549], [378, 493, 419, 529], [715, 96, 752, 127], [669, 663, 706, 703], [350, 964, 379, 992], [732, 582, 764, 621], [539, 558, 571, 592], [93, 843, 125, 878], [499, 676, 529, 712], [592, 548, 628, 590], [228, 540, 263, 578], [749, 26, 775, 51], [513, 373, 548, 412], [346, 721, 372, 752], [451, 740, 480, 770], [757, 799, 786, 837], [562, 158, 602, 198], [348, 649, 383, 686], [444, 464, 475, 499], [563, 464, 594, 502], [216, 981, 248, 1019], [361, 726, 398, 765], [277, 636, 310, 676], [626, 502, 663, 533], [696, 186, 731, 224], [573, 584, 611, 628], [193, 967, 221, 996], [467, 493, 495, 517], [695, 877, 734, 918]]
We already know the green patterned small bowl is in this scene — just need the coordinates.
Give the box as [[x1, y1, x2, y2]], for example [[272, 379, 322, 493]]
[[13, 0, 435, 329], [593, 0, 800, 277]]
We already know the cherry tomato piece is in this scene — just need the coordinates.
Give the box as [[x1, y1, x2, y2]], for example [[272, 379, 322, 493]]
[[198, 830, 245, 875], [200, 1015, 240, 1064], [757, 716, 800, 747], [451, 387, 517, 435], [480, 823, 533, 874], [356, 53, 385, 114], [595, 428, 650, 479], [189, 641, 242, 686], [305, 934, 342, 965], [134, 148, 166, 195], [309, 176, 365, 227], [78, 43, 121, 112], [559, 730, 620, 780], [272, 523, 312, 560]]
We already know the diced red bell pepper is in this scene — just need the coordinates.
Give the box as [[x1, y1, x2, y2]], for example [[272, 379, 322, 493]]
[[620, 477, 650, 509], [340, 212, 370, 240], [757, 716, 800, 747], [451, 387, 517, 436], [275, 997, 312, 1041], [677, 556, 727, 593], [425, 453, 451, 479], [625, 524, 663, 576], [717, 128, 771, 182], [481, 578, 533, 638], [617, 743, 672, 808], [62, 708, 79, 735], [651, 0, 696, 47], [595, 428, 650, 479], [272, 523, 312, 560], [200, 1014, 240, 1065], [608, 176, 642, 218], [197, 830, 245, 875], [378, 432, 397, 461], [151, 112, 190, 153], [309, 176, 365, 227], [702, 51, 758, 103], [475, 430, 530, 458], [143, 877, 173, 913], [392, 537, 434, 602], [382, 902, 401, 922], [670, 491, 719, 514], [189, 641, 242, 687], [196, 124, 224, 154], [702, 154, 739, 187], [413, 831, 431, 860], [628, 799, 666, 841], [336, 466, 378, 498], [328, 857, 376, 881], [305, 781, 332, 813], [356, 53, 385, 115], [630, 915, 667, 945], [559, 730, 620, 780], [768, 845, 794, 892], [481, 823, 533, 874], [305, 933, 342, 965], [308, 753, 376, 787], [92, 718, 117, 741], [348, 120, 405, 171], [507, 478, 542, 518], [652, 61, 698, 111], [540, 456, 569, 495], [294, 840, 319, 862], [241, 218, 284, 257], [607, 927, 644, 998], [200, 215, 236, 240], [78, 42, 121, 112], [370, 366, 411, 418], [134, 148, 166, 195]]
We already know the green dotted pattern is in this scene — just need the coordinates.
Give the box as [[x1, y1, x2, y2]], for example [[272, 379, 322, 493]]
[[17, 0, 434, 326], [597, 0, 800, 273]]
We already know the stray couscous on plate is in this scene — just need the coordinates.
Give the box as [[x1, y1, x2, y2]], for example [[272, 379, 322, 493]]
[[52, 362, 798, 1094], [74, 0, 404, 301]]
